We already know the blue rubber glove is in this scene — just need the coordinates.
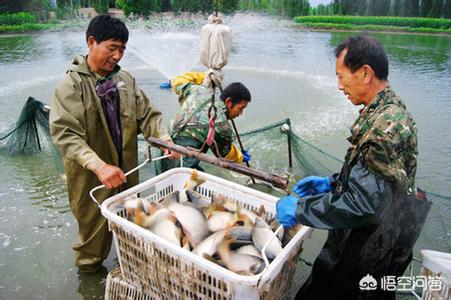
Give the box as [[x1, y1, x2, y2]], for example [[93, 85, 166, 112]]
[[242, 149, 251, 163], [293, 176, 332, 197], [276, 195, 298, 228], [159, 81, 171, 89]]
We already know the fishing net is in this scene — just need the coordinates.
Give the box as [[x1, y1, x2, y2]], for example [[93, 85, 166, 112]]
[[2, 98, 450, 295], [0, 97, 53, 155]]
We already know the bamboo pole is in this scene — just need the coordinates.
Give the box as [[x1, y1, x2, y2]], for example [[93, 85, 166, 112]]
[[148, 137, 289, 189]]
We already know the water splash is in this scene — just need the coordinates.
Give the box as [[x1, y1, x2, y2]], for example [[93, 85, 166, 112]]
[[127, 30, 201, 80]]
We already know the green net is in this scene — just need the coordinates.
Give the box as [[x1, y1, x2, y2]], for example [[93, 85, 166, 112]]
[[2, 99, 450, 273], [0, 97, 52, 155]]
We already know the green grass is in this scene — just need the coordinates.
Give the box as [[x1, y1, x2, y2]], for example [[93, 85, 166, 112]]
[[294, 16, 451, 33], [0, 23, 58, 33]]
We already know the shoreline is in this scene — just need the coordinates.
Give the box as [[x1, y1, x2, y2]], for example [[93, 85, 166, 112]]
[[293, 24, 451, 36]]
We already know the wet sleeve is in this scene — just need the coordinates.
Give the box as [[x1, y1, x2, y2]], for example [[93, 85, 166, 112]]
[[295, 160, 394, 230], [135, 79, 171, 142], [171, 72, 206, 95], [49, 74, 103, 169]]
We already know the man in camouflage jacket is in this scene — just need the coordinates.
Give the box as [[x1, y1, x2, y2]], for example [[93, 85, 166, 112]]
[[156, 72, 251, 173], [277, 36, 431, 299]]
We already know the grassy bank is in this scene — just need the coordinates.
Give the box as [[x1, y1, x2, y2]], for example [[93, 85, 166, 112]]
[[294, 16, 451, 34], [0, 23, 59, 33], [0, 12, 59, 34]]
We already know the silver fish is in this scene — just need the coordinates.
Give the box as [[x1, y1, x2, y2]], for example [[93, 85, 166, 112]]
[[186, 190, 211, 208], [235, 245, 263, 259], [149, 214, 182, 246], [161, 193, 209, 247], [192, 230, 226, 257], [133, 204, 182, 246], [252, 217, 283, 260], [206, 210, 238, 232], [218, 237, 265, 275]]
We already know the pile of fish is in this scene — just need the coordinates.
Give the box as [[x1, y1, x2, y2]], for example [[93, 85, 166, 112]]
[[113, 170, 302, 276]]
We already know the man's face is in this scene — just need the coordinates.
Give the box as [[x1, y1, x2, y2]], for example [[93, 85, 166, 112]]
[[335, 49, 367, 106], [87, 36, 126, 77], [225, 99, 248, 119]]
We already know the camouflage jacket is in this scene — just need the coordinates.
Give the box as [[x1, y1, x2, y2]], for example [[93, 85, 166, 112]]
[[339, 85, 418, 194], [170, 80, 234, 157]]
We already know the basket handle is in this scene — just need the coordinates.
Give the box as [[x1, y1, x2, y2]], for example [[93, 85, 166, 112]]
[[256, 224, 284, 289], [89, 154, 171, 208], [261, 224, 284, 267]]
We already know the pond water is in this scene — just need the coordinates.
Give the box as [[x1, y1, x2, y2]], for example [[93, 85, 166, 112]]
[[0, 13, 450, 299]]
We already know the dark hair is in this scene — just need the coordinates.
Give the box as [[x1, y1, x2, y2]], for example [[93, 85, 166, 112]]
[[335, 35, 388, 80], [220, 82, 251, 105], [86, 15, 129, 44]]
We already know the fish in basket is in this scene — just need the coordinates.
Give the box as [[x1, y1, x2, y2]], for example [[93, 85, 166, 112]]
[[99, 168, 312, 299]]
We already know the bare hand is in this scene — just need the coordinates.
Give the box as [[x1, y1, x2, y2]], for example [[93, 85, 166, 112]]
[[94, 163, 126, 189], [163, 147, 181, 160], [164, 139, 181, 160]]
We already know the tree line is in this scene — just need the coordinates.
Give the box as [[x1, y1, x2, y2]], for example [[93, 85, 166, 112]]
[[319, 0, 451, 18], [1, 0, 450, 19]]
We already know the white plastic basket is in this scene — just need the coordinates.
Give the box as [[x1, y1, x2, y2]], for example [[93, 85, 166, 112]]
[[100, 167, 312, 299], [105, 267, 153, 300], [418, 250, 450, 300]]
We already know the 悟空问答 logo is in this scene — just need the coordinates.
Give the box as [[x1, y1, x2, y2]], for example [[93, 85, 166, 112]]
[[359, 274, 377, 290]]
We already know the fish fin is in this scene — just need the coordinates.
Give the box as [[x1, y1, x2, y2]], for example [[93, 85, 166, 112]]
[[185, 169, 205, 191], [217, 236, 235, 269], [148, 203, 158, 214], [202, 254, 219, 264], [167, 214, 178, 224], [203, 206, 214, 218], [257, 205, 267, 219], [134, 205, 147, 227], [212, 193, 225, 206], [182, 236, 191, 251], [126, 208, 135, 222]]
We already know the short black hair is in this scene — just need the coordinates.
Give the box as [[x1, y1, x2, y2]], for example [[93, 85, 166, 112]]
[[335, 35, 388, 80], [220, 82, 251, 105], [86, 15, 129, 44]]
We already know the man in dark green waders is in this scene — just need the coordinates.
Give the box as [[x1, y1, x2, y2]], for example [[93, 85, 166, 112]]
[[155, 71, 252, 173], [50, 15, 179, 273], [277, 35, 431, 299]]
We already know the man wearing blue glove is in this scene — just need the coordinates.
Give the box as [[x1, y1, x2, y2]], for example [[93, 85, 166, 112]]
[[277, 36, 431, 299], [156, 72, 252, 173]]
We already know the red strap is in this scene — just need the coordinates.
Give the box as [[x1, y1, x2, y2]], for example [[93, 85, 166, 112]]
[[206, 115, 216, 146]]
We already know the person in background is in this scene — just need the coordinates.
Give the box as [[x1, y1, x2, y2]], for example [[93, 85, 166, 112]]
[[50, 15, 179, 273], [277, 35, 430, 299], [156, 71, 251, 173]]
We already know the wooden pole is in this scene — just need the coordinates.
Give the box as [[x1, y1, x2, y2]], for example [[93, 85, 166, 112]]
[[148, 137, 289, 189], [287, 119, 293, 168], [231, 119, 256, 184]]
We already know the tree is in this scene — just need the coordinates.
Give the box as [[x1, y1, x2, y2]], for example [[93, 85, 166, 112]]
[[403, 0, 419, 16], [221, 0, 238, 13], [367, 0, 390, 15], [393, 0, 403, 16], [332, 0, 341, 14], [427, 0, 443, 17], [93, 0, 108, 13], [0, 0, 48, 13], [351, 0, 367, 15], [420, 0, 433, 17], [444, 0, 451, 18]]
